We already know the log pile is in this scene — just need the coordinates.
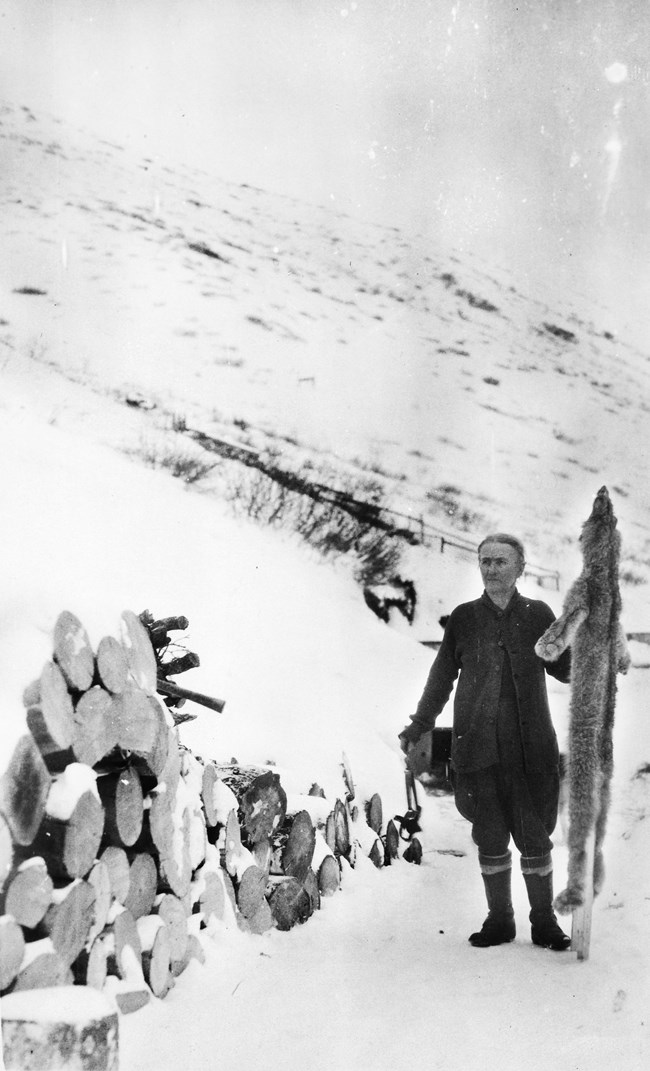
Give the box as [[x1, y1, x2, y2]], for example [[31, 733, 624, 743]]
[[0, 606, 417, 1058], [0, 609, 221, 1016]]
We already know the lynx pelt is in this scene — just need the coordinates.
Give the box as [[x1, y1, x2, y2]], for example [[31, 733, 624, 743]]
[[535, 486, 630, 913]]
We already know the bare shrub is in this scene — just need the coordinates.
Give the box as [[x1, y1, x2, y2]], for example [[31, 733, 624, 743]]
[[225, 467, 290, 522], [426, 484, 482, 531], [224, 462, 403, 584], [132, 439, 217, 484], [353, 528, 403, 586]]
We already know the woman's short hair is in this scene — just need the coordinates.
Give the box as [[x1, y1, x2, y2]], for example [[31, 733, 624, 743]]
[[478, 533, 526, 568]]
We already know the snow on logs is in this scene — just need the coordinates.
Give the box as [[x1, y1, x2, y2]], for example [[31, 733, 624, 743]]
[[0, 606, 407, 1053]]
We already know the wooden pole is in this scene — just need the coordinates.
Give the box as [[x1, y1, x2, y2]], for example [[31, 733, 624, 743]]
[[155, 678, 226, 713], [571, 824, 597, 961]]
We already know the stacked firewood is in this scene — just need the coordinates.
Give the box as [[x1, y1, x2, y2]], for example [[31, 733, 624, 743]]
[[0, 609, 218, 1013], [214, 753, 404, 933], [0, 608, 412, 1035]]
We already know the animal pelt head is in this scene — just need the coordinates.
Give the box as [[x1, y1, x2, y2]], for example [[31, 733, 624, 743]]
[[578, 486, 621, 574]]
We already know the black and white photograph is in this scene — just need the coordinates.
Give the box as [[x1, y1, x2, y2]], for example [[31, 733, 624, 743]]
[[1, 2, 649, 1069]]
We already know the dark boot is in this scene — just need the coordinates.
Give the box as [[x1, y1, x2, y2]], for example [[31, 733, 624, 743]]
[[522, 855, 571, 952], [469, 852, 516, 947]]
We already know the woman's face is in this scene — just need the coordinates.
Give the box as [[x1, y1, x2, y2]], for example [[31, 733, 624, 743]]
[[479, 542, 523, 601]]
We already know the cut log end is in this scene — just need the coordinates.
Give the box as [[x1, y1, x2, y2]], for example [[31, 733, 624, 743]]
[[282, 810, 316, 883], [317, 854, 340, 896], [236, 865, 267, 920], [43, 879, 97, 967], [241, 771, 287, 846], [268, 877, 312, 931], [3, 857, 53, 929], [124, 853, 158, 920], [365, 793, 383, 835], [96, 634, 130, 695], [53, 611, 96, 692], [0, 915, 26, 992], [0, 735, 52, 846], [403, 837, 423, 865], [384, 820, 400, 865], [121, 610, 158, 693]]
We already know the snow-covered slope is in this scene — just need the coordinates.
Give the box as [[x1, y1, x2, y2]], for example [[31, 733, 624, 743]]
[[2, 100, 650, 591]]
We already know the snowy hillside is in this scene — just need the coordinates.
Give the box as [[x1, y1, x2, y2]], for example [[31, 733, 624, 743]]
[[1, 99, 650, 1071], [2, 100, 650, 599]]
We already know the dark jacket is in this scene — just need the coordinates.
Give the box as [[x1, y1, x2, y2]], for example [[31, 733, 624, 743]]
[[405, 590, 571, 773]]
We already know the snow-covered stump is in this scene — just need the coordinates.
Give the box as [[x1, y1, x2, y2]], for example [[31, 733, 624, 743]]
[[1, 986, 119, 1071]]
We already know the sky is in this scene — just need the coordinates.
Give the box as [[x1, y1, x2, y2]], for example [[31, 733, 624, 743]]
[[1, 0, 649, 343]]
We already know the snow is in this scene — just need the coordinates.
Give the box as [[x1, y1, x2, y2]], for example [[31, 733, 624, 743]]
[[45, 763, 99, 821], [0, 94, 649, 1071], [0, 985, 117, 1025]]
